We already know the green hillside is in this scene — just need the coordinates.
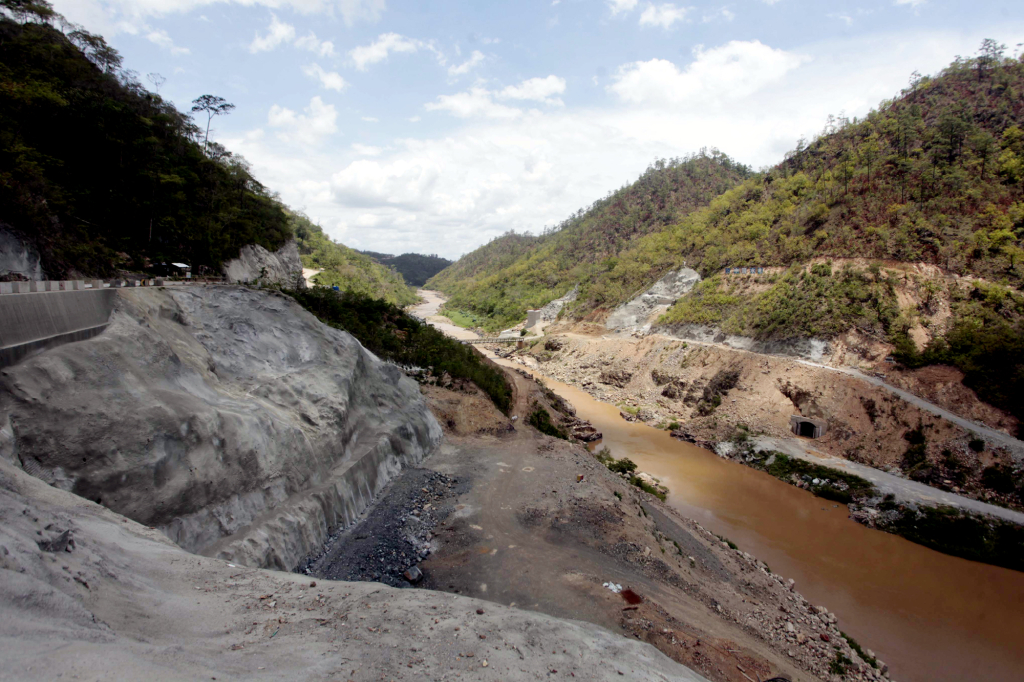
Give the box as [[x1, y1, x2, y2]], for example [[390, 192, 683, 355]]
[[576, 46, 1024, 319], [428, 231, 541, 291], [427, 150, 753, 330], [292, 214, 417, 306], [0, 2, 290, 277], [360, 251, 452, 287]]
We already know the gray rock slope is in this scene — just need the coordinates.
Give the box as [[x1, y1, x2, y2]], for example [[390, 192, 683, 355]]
[[0, 458, 701, 681], [605, 267, 701, 331], [222, 239, 305, 287], [0, 285, 441, 570]]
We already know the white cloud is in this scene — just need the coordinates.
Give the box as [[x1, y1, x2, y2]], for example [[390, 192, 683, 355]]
[[249, 15, 296, 53], [609, 40, 807, 107], [895, 0, 926, 6], [146, 28, 190, 55], [303, 63, 347, 91], [50, 0, 383, 42], [639, 3, 689, 29], [829, 13, 854, 26], [337, 0, 386, 25], [425, 88, 523, 120], [427, 75, 567, 119], [497, 75, 567, 105], [349, 32, 425, 70], [352, 143, 383, 156], [702, 7, 735, 23], [362, 116, 379, 122], [267, 96, 338, 145], [220, 29, 1015, 259], [607, 0, 638, 15], [295, 31, 336, 57], [448, 50, 485, 77]]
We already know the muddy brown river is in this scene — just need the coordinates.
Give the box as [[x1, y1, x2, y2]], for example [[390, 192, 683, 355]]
[[412, 293, 1024, 682], [535, 376, 1024, 682]]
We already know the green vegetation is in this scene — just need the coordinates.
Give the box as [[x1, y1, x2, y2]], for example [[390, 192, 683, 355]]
[[358, 252, 452, 287], [441, 308, 487, 329], [659, 263, 904, 341], [872, 504, 1024, 573], [592, 447, 667, 500], [830, 650, 854, 678], [527, 405, 568, 440], [434, 46, 1024, 426], [0, 3, 291, 277], [751, 451, 877, 504], [576, 47, 1024, 316], [894, 282, 1024, 434], [840, 632, 878, 669], [428, 151, 752, 331], [608, 457, 638, 474], [291, 214, 416, 306], [285, 287, 512, 413]]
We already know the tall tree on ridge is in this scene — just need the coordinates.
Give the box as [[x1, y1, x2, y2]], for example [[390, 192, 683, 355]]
[[190, 94, 235, 153]]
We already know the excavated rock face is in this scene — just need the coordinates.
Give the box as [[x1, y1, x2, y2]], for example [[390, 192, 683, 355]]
[[0, 226, 44, 280], [222, 240, 304, 288], [0, 286, 441, 569], [605, 267, 701, 331]]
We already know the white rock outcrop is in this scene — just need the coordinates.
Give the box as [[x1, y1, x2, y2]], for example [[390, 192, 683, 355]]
[[222, 239, 304, 288], [605, 267, 701, 331], [0, 285, 441, 570]]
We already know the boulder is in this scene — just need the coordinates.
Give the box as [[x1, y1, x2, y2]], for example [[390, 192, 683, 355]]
[[600, 369, 632, 388]]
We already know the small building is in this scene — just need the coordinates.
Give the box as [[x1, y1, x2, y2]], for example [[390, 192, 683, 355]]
[[526, 309, 541, 328], [790, 415, 828, 439], [170, 262, 191, 278]]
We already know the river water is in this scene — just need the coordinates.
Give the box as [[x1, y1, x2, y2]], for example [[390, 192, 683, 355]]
[[412, 291, 1024, 682]]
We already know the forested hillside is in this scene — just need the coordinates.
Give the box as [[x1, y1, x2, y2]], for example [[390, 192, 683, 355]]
[[0, 1, 290, 277], [427, 150, 752, 329], [575, 45, 1024, 318], [360, 251, 452, 287], [292, 214, 417, 306], [427, 231, 541, 291]]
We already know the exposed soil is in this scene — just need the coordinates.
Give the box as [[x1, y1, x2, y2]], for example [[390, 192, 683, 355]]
[[523, 330, 1022, 512], [303, 363, 894, 682]]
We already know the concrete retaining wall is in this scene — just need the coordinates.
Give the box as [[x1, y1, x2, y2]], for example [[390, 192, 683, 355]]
[[0, 289, 116, 367]]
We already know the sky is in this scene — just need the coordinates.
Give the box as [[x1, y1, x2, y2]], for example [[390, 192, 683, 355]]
[[52, 0, 1023, 259]]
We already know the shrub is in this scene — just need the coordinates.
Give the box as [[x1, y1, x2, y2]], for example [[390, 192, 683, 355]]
[[527, 406, 568, 440], [608, 457, 638, 474], [286, 287, 512, 413]]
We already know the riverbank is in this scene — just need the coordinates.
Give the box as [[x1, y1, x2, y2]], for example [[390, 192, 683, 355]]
[[465, 333, 1024, 682], [313, 368, 892, 682], [522, 329, 1024, 527]]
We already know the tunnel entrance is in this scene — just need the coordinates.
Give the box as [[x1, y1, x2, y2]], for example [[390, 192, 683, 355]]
[[790, 415, 827, 439]]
